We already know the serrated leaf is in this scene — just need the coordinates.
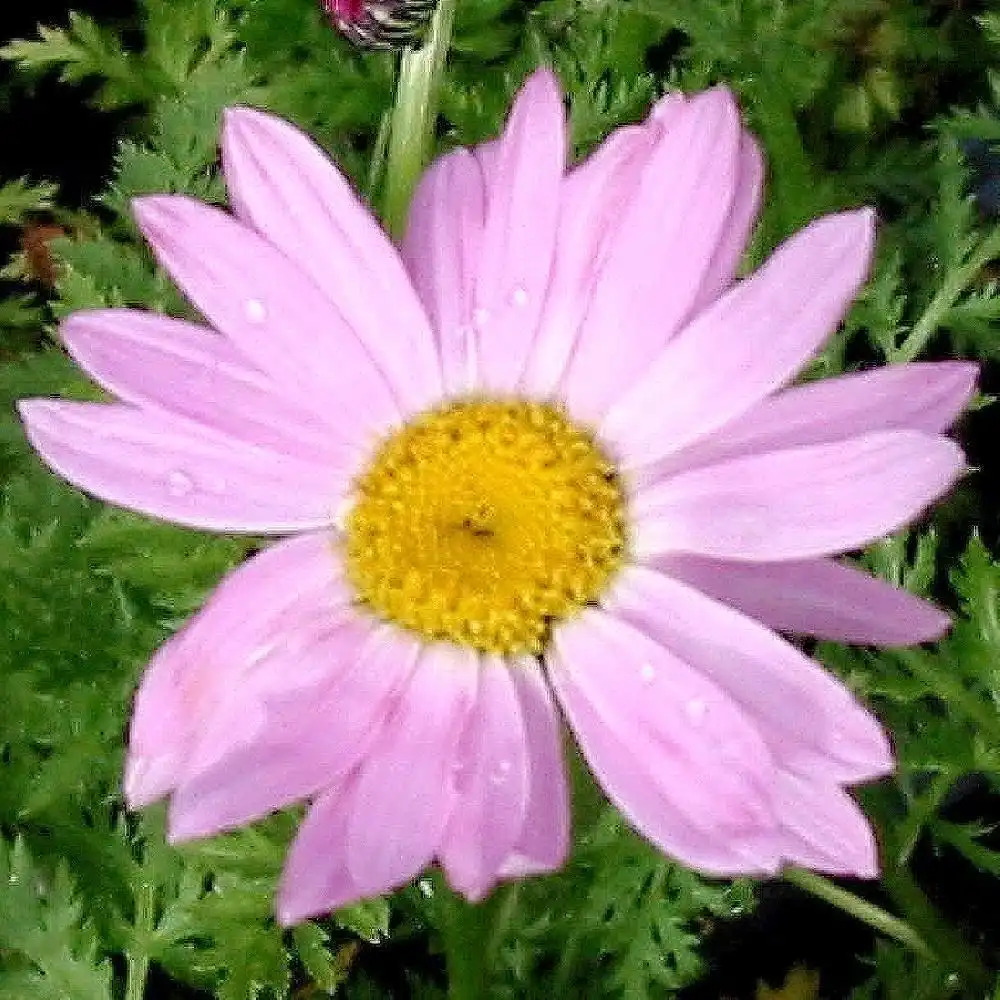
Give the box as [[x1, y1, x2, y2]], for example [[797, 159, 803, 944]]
[[334, 898, 391, 945], [292, 923, 359, 994], [0, 178, 58, 225], [0, 839, 114, 999], [0, 13, 153, 110]]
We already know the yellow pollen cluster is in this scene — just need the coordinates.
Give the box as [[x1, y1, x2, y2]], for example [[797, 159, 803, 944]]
[[343, 399, 628, 655]]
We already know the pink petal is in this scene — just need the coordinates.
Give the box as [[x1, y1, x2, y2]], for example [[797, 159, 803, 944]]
[[774, 771, 879, 877], [601, 209, 877, 468], [221, 107, 441, 412], [658, 554, 951, 646], [125, 532, 343, 806], [499, 659, 570, 878], [650, 90, 688, 125], [401, 148, 486, 394], [473, 137, 500, 186], [644, 361, 978, 483], [439, 657, 530, 901], [18, 399, 341, 533], [632, 431, 966, 562], [559, 88, 744, 422], [694, 132, 764, 307], [124, 639, 194, 807], [607, 566, 893, 782], [519, 123, 657, 397], [277, 775, 361, 925], [132, 195, 399, 443], [474, 68, 565, 393], [168, 623, 419, 841], [345, 645, 477, 899], [548, 609, 782, 875], [59, 309, 348, 465]]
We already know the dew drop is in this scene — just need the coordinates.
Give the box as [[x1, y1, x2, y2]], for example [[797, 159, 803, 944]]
[[685, 698, 708, 722], [511, 286, 529, 307], [166, 470, 194, 497], [245, 298, 268, 323], [639, 662, 656, 683], [472, 307, 490, 327], [247, 641, 278, 667]]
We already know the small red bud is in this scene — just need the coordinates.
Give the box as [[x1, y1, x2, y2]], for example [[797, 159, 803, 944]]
[[321, 0, 436, 50]]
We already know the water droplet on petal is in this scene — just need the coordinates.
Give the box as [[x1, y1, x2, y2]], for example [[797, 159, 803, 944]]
[[167, 470, 194, 497], [511, 286, 529, 307], [245, 298, 267, 323], [247, 641, 278, 667], [685, 698, 708, 722], [472, 307, 490, 327], [640, 662, 656, 683]]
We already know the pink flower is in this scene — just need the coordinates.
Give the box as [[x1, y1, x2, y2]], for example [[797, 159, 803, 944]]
[[20, 70, 972, 924]]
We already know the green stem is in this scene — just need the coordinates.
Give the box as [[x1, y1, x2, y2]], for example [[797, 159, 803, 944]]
[[894, 771, 952, 868], [364, 109, 393, 202], [438, 878, 506, 1000], [881, 866, 991, 993], [784, 868, 932, 958], [891, 226, 1000, 363], [125, 880, 154, 1000], [381, 0, 457, 239]]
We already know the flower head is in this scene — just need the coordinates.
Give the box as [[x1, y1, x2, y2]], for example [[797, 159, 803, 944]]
[[20, 69, 973, 924], [321, 0, 436, 48]]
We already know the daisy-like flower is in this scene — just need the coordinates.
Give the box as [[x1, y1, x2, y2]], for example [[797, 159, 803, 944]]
[[321, 0, 436, 48], [20, 70, 973, 925]]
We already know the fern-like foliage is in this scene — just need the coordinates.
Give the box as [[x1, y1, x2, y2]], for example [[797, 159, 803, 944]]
[[2, 0, 1000, 998]]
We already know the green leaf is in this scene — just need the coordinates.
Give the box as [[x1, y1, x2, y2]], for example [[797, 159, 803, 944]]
[[0, 839, 114, 1000], [0, 13, 153, 110], [0, 178, 58, 226], [292, 923, 359, 994], [334, 898, 391, 945], [931, 822, 1000, 878]]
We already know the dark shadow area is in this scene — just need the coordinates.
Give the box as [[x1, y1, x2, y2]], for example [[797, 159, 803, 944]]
[[0, 0, 134, 202]]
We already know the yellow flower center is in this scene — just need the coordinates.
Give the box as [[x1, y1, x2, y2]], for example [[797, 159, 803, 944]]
[[343, 399, 628, 655]]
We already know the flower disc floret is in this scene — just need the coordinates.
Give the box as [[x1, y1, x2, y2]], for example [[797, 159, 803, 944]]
[[344, 398, 628, 655]]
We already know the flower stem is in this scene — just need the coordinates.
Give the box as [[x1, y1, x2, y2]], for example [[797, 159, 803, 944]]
[[437, 878, 507, 1000], [381, 0, 457, 240], [880, 865, 992, 992], [125, 880, 154, 1000], [784, 868, 932, 958]]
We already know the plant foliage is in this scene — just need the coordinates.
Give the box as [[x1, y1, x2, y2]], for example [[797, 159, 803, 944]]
[[2, 0, 1000, 997]]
